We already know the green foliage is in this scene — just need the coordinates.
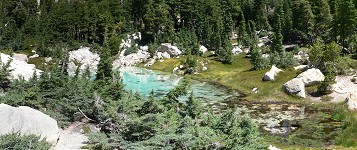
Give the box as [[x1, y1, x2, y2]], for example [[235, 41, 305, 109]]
[[309, 41, 344, 74], [250, 47, 270, 70], [0, 133, 51, 150], [183, 53, 197, 69], [0, 57, 12, 91]]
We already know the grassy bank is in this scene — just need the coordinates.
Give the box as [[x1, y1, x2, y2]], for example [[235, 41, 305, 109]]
[[145, 54, 302, 102]]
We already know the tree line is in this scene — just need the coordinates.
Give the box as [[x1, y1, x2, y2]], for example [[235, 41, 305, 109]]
[[2, 0, 357, 55]]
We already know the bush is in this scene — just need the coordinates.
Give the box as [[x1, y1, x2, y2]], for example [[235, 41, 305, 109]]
[[0, 133, 51, 150], [251, 47, 270, 70]]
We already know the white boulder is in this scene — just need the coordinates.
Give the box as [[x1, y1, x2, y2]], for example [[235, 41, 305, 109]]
[[158, 43, 182, 57], [199, 45, 208, 54], [346, 92, 357, 110], [202, 66, 207, 71], [0, 103, 59, 146], [263, 65, 283, 81], [296, 68, 325, 86], [283, 78, 306, 98]]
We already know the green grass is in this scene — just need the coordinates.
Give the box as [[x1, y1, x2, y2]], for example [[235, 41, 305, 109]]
[[147, 54, 302, 102]]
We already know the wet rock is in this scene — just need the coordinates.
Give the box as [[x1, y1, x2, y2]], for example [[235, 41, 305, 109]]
[[263, 65, 283, 81], [0, 103, 59, 146], [297, 68, 325, 86], [283, 78, 306, 98]]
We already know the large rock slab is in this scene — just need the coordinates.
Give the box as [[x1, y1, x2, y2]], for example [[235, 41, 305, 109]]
[[158, 43, 182, 57], [1, 53, 42, 80], [263, 65, 283, 81], [296, 68, 325, 86], [283, 78, 306, 98], [0, 103, 59, 146]]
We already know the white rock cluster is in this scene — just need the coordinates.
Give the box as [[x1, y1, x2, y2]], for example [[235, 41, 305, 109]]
[[68, 47, 100, 76], [1, 53, 42, 80]]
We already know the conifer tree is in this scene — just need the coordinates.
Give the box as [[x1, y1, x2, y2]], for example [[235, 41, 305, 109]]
[[333, 0, 357, 47]]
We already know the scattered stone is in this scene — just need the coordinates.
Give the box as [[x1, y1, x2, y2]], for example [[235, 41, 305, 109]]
[[159, 59, 164, 62], [283, 78, 306, 98], [202, 66, 208, 71], [13, 54, 28, 62], [252, 87, 258, 94], [45, 57, 52, 63], [0, 103, 59, 146], [29, 54, 39, 58], [294, 65, 308, 70], [173, 67, 179, 74], [262, 53, 270, 58], [263, 65, 283, 81], [296, 68, 325, 86], [179, 65, 185, 69], [269, 145, 281, 150]]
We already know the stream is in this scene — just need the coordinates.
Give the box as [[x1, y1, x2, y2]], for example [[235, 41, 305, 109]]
[[119, 67, 342, 146]]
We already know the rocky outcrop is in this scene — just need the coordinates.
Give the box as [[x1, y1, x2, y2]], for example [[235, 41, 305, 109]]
[[157, 43, 182, 57], [0, 103, 59, 146], [13, 54, 28, 62], [283, 78, 306, 98], [296, 68, 325, 86], [68, 47, 100, 76], [263, 65, 283, 81], [1, 53, 42, 80]]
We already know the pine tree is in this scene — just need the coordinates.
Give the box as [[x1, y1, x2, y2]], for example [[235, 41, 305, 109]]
[[333, 0, 357, 47], [271, 8, 284, 54], [292, 0, 315, 43], [309, 0, 332, 39]]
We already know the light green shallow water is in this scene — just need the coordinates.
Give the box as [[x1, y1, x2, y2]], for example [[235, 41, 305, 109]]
[[119, 67, 233, 102]]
